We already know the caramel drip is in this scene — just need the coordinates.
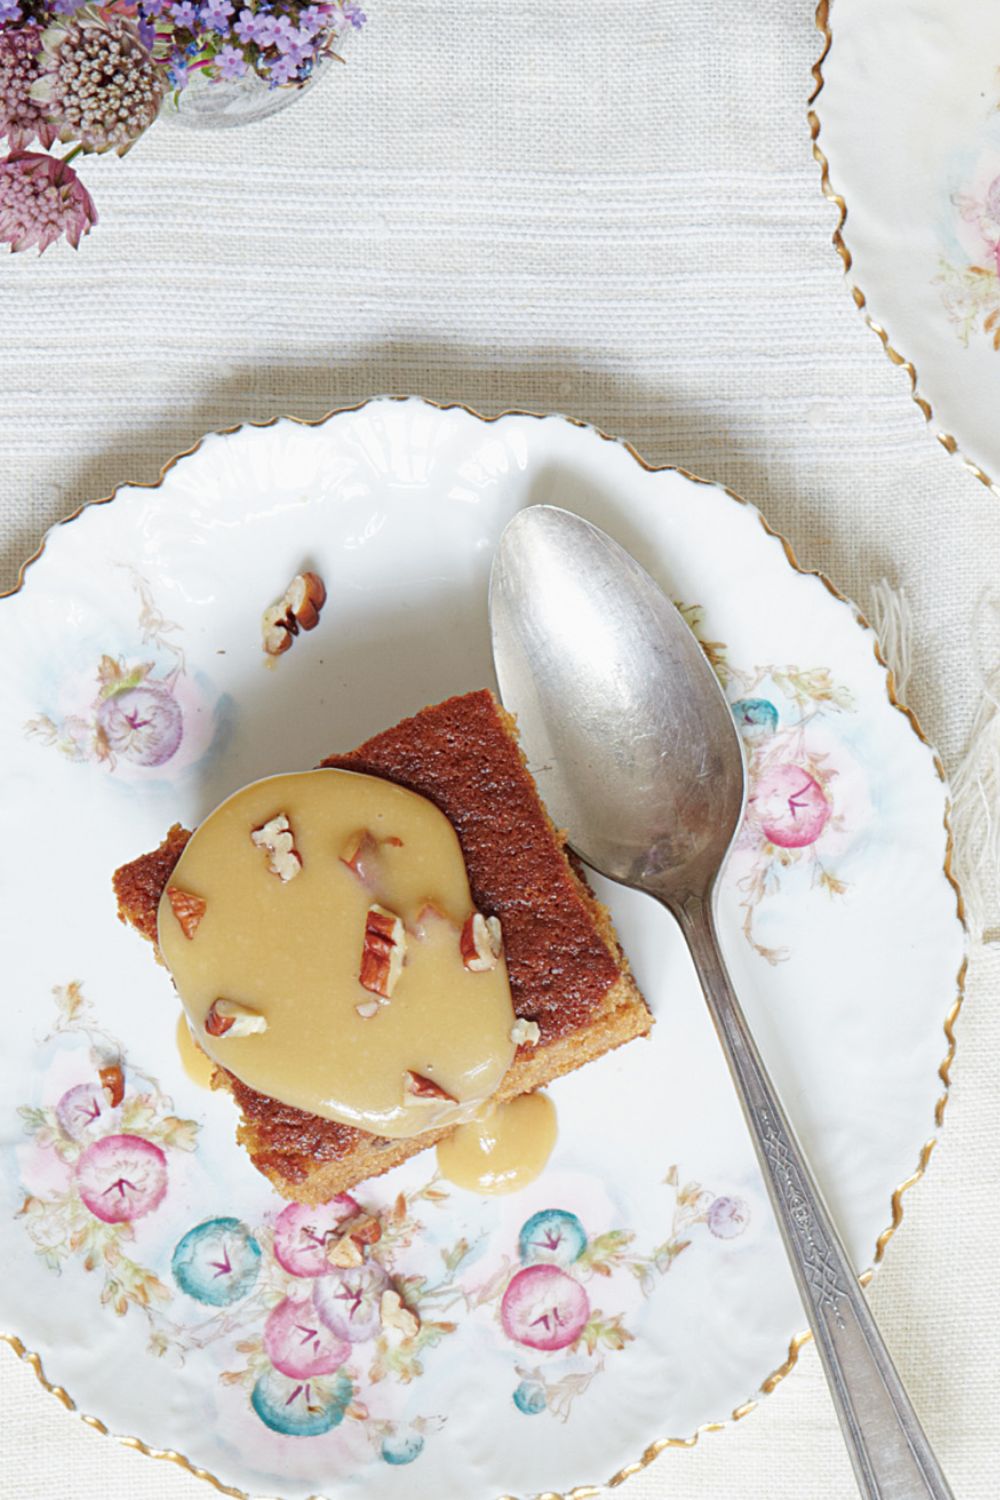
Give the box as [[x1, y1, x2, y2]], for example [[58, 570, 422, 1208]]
[[436, 1093, 557, 1194], [175, 1013, 215, 1090]]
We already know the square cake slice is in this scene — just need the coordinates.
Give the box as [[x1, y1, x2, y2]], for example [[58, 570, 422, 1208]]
[[113, 690, 652, 1201]]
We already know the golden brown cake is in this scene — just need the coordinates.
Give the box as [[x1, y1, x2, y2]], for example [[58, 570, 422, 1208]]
[[113, 690, 652, 1201]]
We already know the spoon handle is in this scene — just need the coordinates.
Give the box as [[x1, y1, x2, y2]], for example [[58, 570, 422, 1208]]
[[675, 892, 953, 1500]]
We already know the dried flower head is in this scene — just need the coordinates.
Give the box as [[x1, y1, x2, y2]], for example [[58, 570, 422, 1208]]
[[31, 6, 164, 155], [0, 148, 96, 252], [0, 24, 57, 150]]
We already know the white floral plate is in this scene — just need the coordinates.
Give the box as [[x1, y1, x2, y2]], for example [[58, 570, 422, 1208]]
[[0, 398, 963, 1500], [812, 0, 1000, 492]]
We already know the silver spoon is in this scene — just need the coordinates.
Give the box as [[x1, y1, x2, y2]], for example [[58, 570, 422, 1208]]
[[489, 504, 953, 1500]]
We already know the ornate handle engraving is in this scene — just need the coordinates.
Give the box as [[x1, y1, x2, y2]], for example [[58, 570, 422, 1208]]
[[675, 892, 954, 1500], [753, 1104, 849, 1326]]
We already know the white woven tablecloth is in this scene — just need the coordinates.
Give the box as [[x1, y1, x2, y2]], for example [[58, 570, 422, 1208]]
[[2, 1, 998, 1495]]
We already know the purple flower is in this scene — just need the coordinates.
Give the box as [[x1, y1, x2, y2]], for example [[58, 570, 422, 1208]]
[[50, 0, 88, 13], [269, 13, 295, 48], [137, 15, 155, 45], [200, 0, 232, 32], [297, 5, 326, 35], [233, 7, 256, 40], [266, 52, 296, 85], [339, 0, 365, 28], [171, 0, 199, 27], [214, 42, 245, 78], [251, 13, 276, 44], [167, 50, 189, 86], [0, 0, 23, 22], [141, 0, 168, 15], [273, 27, 313, 64]]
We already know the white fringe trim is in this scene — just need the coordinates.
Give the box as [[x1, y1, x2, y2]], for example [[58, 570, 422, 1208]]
[[950, 705, 1000, 943], [869, 578, 914, 703], [871, 579, 1000, 943], [948, 591, 1000, 943]]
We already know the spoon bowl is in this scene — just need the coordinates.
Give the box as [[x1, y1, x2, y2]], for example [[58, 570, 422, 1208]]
[[489, 504, 746, 899]]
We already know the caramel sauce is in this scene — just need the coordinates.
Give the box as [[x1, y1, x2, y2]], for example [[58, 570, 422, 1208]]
[[175, 1013, 216, 1090], [157, 769, 516, 1139], [436, 1092, 557, 1194]]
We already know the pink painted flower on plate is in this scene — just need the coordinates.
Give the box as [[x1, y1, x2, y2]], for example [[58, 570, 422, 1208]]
[[314, 1261, 389, 1343], [501, 1265, 590, 1352], [95, 681, 183, 766], [75, 1133, 167, 1223], [750, 763, 831, 849], [706, 1195, 750, 1239], [56, 1082, 110, 1139], [273, 1196, 361, 1278], [0, 150, 96, 254], [0, 26, 57, 151], [263, 1296, 351, 1379]]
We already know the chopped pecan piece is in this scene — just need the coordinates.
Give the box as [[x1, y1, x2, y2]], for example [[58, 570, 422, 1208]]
[[250, 813, 302, 882], [359, 904, 406, 999], [166, 885, 206, 940], [261, 571, 327, 656], [460, 912, 504, 972], [99, 1063, 125, 1107], [204, 999, 268, 1039], [342, 1213, 382, 1247], [402, 1070, 457, 1105], [340, 829, 404, 882], [326, 1234, 364, 1268], [380, 1288, 419, 1340]]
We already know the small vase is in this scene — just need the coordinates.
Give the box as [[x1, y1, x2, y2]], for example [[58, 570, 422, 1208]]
[[162, 33, 348, 130]]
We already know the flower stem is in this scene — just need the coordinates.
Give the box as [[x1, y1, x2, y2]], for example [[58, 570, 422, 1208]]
[[61, 145, 84, 165]]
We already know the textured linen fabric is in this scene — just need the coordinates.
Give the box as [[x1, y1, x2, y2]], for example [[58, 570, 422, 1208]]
[[1, 1, 998, 1496]]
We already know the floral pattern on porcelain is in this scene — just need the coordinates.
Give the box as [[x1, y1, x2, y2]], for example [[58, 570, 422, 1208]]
[[15, 984, 749, 1454], [495, 1175, 749, 1422], [23, 565, 230, 776], [936, 140, 1000, 348], [681, 605, 859, 964]]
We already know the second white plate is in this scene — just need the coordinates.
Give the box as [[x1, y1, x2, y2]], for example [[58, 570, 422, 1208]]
[[814, 0, 1000, 491]]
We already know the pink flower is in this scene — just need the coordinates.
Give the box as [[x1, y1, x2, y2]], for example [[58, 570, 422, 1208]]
[[0, 150, 97, 253], [75, 1133, 168, 1223], [749, 762, 831, 848], [31, 8, 165, 156], [500, 1265, 590, 1351], [0, 25, 57, 151]]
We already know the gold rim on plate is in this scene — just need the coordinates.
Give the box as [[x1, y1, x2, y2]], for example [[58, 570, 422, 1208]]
[[0, 398, 967, 1500], [809, 0, 998, 496]]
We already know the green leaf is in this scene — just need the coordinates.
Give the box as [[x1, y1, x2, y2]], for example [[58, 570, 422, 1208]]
[[156, 1115, 200, 1152], [440, 1237, 470, 1276], [17, 1106, 48, 1135], [575, 1310, 634, 1355], [577, 1228, 634, 1276]]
